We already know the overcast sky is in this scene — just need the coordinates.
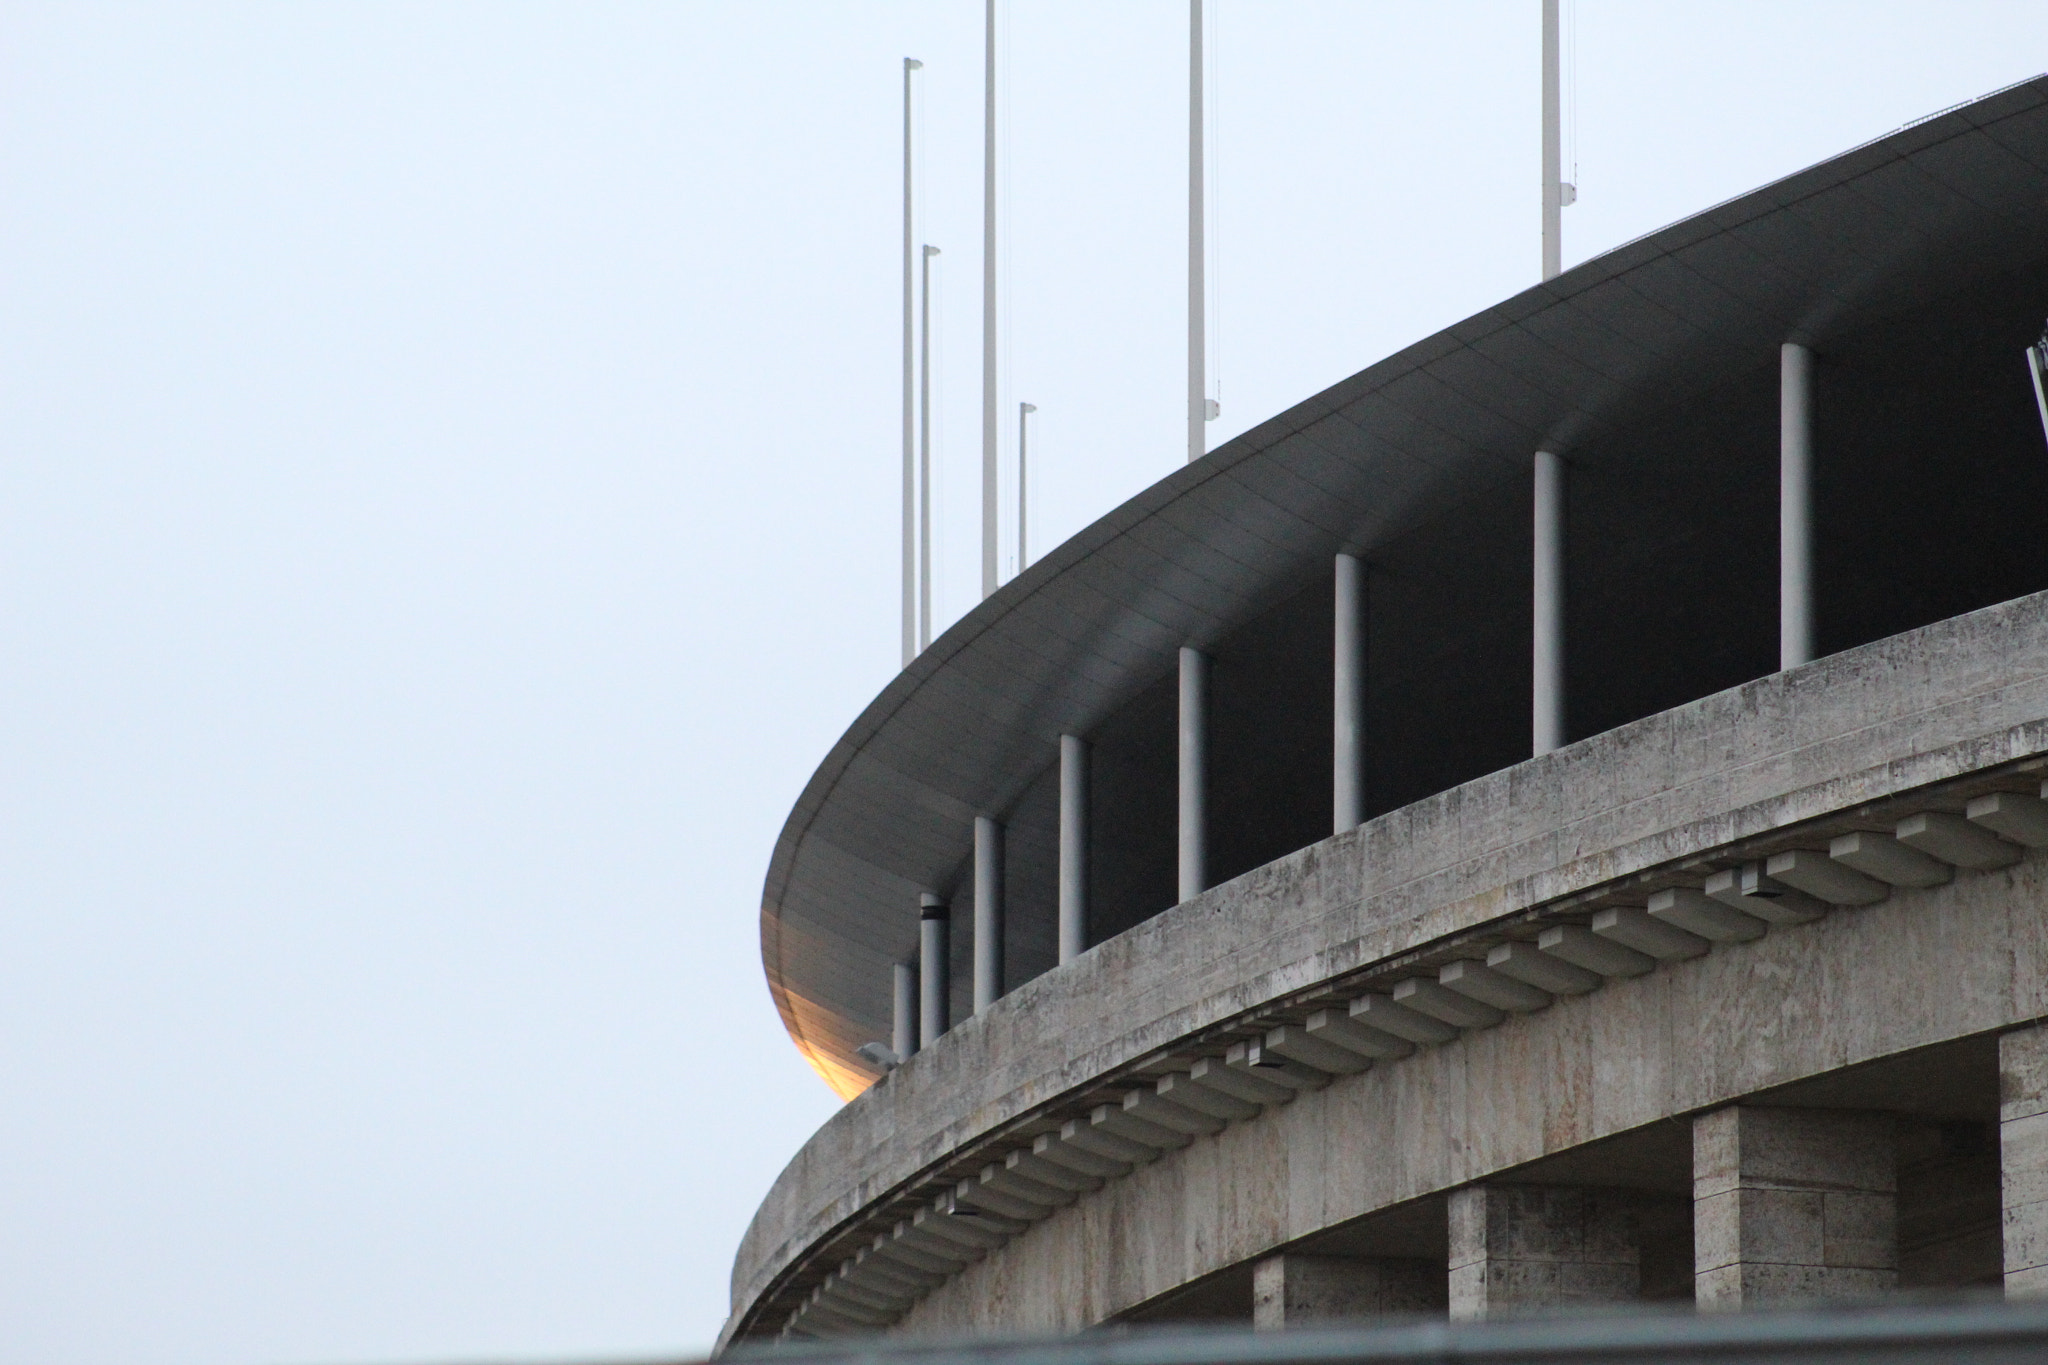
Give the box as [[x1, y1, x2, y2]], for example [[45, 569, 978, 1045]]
[[0, 5, 2039, 1364]]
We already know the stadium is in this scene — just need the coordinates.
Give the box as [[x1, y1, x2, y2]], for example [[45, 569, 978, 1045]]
[[723, 72, 2048, 1347]]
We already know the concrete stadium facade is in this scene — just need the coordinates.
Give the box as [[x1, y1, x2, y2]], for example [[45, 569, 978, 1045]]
[[723, 75, 2048, 1349]]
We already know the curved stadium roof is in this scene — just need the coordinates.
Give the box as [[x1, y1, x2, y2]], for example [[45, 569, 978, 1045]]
[[763, 75, 2048, 1098]]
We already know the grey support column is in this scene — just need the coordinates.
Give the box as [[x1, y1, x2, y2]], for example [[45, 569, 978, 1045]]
[[918, 893, 950, 1048], [891, 960, 919, 1061], [1333, 553, 1365, 833], [972, 815, 1004, 1012], [1781, 342, 1815, 669], [1693, 1105, 1895, 1308], [1058, 735, 1089, 964], [1252, 1254, 1440, 1329], [2001, 1024, 2048, 1296], [1178, 646, 1208, 901], [1448, 1184, 1638, 1320], [1532, 450, 1567, 755]]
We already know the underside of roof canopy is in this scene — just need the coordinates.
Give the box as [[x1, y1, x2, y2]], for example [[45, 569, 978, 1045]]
[[760, 75, 2048, 1099]]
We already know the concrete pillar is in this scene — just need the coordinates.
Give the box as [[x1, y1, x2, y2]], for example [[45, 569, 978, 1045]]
[[972, 816, 1004, 1012], [1252, 1254, 1439, 1329], [1781, 341, 1814, 669], [1333, 553, 1365, 833], [1178, 646, 1207, 901], [1447, 1184, 1638, 1319], [891, 960, 918, 1061], [918, 893, 950, 1048], [2001, 1023, 2048, 1296], [1057, 734, 1088, 964], [1532, 450, 1566, 756], [1693, 1105, 1896, 1309]]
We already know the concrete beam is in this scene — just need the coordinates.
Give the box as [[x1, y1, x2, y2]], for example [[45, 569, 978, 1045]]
[[1829, 831, 1951, 889], [1028, 1129, 1130, 1180], [1351, 992, 1460, 1045], [1705, 863, 1827, 923], [1004, 1144, 1103, 1194], [1537, 923, 1654, 978], [953, 1173, 1050, 1223], [1156, 1069, 1262, 1121], [1968, 789, 2048, 848], [1647, 886, 1765, 943], [977, 1160, 1074, 1210], [1694, 1106, 1896, 1309], [1448, 1183, 1639, 1320], [1895, 811, 2021, 870], [1591, 906, 1708, 962], [1262, 1022, 1374, 1075], [1088, 1101, 1193, 1153], [1764, 849, 1887, 906], [1227, 1039, 1331, 1092], [1059, 1112, 1168, 1164], [885, 1219, 975, 1272], [1187, 1054, 1295, 1107], [924, 1195, 1026, 1247], [1393, 976, 1505, 1029], [1486, 940, 1601, 995], [1124, 1085, 1227, 1136], [1439, 959, 1552, 1013], [1304, 1006, 1416, 1060]]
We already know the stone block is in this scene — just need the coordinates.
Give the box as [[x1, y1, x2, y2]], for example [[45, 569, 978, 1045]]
[[1251, 1254, 1440, 1328], [1446, 1184, 1639, 1319], [1692, 1106, 1897, 1310]]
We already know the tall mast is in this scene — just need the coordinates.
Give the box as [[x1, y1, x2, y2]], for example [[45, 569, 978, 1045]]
[[1187, 0, 1206, 464], [981, 0, 999, 597], [1541, 0, 1562, 281], [901, 59, 921, 666]]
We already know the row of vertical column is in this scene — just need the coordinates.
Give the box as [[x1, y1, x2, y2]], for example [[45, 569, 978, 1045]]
[[894, 340, 1819, 1054], [1253, 1019, 2048, 1326], [892, 554, 1370, 1053], [1533, 341, 1815, 754]]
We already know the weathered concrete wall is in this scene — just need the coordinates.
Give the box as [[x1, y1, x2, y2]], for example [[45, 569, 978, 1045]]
[[896, 861, 2048, 1333], [727, 590, 2048, 1345]]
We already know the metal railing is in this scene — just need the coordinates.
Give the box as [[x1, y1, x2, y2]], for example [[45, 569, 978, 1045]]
[[729, 1299, 2048, 1365]]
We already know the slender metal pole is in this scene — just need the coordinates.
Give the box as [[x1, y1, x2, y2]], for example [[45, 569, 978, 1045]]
[[981, 0, 999, 599], [919, 245, 939, 652], [1058, 734, 1088, 963], [973, 816, 1004, 1012], [1533, 450, 1566, 755], [1333, 553, 1365, 833], [1018, 403, 1036, 572], [918, 893, 950, 1047], [1187, 0, 1206, 463], [901, 59, 921, 668], [1178, 646, 1208, 900], [892, 960, 919, 1061], [1541, 0, 1562, 281], [1781, 342, 1815, 669]]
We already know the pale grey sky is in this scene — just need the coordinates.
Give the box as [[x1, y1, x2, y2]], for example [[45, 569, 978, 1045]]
[[0, 5, 2037, 1363]]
